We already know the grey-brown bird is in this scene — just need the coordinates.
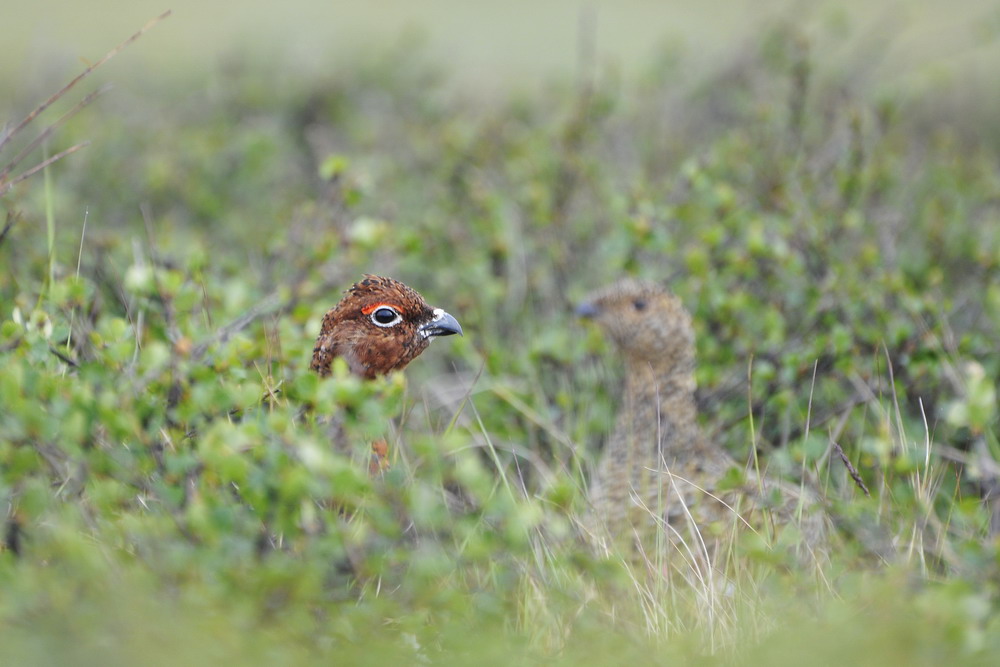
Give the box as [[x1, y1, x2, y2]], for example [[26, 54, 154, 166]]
[[577, 278, 825, 564], [312, 275, 462, 472]]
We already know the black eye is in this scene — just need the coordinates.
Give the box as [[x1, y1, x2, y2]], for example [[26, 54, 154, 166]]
[[370, 307, 402, 327], [633, 299, 646, 311]]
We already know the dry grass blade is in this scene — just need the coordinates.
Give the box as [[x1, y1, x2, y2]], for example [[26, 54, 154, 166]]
[[0, 10, 172, 196], [0, 86, 110, 184], [2, 142, 90, 194], [0, 9, 171, 153]]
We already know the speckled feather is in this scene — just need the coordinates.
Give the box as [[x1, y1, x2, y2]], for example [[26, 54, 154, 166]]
[[579, 279, 825, 556]]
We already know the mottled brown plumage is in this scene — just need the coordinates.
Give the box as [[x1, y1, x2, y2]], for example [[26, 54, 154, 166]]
[[311, 275, 462, 379], [578, 278, 825, 560]]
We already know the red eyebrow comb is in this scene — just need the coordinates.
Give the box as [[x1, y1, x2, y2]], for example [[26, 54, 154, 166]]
[[361, 302, 402, 315]]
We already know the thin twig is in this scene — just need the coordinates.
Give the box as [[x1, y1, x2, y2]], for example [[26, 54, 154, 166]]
[[49, 345, 79, 368], [190, 293, 285, 362], [936, 443, 1000, 480]]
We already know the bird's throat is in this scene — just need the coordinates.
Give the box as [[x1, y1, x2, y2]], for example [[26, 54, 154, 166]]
[[621, 357, 700, 463]]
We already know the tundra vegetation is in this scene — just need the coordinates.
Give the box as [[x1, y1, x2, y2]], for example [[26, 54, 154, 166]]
[[2, 11, 1000, 665]]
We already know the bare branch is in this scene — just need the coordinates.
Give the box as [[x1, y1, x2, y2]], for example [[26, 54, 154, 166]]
[[49, 346, 79, 369]]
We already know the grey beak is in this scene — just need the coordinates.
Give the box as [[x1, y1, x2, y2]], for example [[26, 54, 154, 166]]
[[420, 310, 463, 338], [575, 301, 600, 319]]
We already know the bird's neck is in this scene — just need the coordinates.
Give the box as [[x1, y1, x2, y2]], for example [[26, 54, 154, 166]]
[[620, 354, 701, 461]]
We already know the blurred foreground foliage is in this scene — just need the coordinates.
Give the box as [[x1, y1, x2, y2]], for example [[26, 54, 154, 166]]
[[3, 21, 1000, 664]]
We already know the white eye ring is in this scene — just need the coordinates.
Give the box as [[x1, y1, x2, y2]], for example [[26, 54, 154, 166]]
[[369, 306, 402, 328]]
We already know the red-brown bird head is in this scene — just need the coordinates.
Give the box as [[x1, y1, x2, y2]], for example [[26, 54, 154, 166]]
[[311, 274, 463, 379]]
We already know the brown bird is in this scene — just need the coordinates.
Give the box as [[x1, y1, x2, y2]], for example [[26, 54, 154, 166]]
[[577, 278, 825, 565], [312, 274, 462, 378], [312, 274, 462, 471]]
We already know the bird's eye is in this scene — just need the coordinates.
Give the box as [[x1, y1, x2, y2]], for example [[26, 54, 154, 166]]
[[370, 306, 402, 327], [633, 299, 647, 311]]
